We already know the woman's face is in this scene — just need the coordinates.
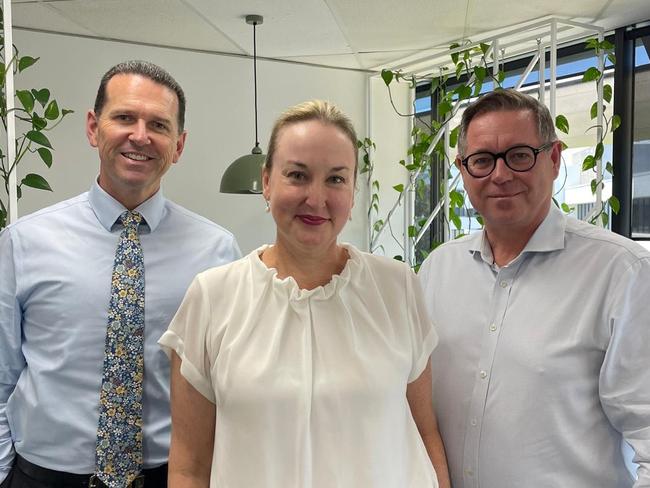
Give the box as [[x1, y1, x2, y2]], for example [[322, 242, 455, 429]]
[[262, 120, 356, 255]]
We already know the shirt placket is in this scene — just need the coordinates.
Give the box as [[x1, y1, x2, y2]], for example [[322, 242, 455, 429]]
[[461, 259, 522, 487]]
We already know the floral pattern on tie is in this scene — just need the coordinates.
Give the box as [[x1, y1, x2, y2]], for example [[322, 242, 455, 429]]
[[95, 211, 145, 488]]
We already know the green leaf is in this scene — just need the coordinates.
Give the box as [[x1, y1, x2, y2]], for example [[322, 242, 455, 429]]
[[32, 113, 47, 130], [450, 189, 464, 207], [608, 195, 620, 214], [16, 89, 34, 113], [449, 42, 461, 64], [474, 66, 487, 82], [37, 147, 52, 168], [560, 141, 569, 150], [18, 56, 38, 72], [44, 100, 60, 120], [607, 53, 616, 65], [408, 225, 417, 238], [450, 209, 462, 230], [594, 142, 604, 160], [476, 215, 484, 226], [455, 84, 472, 101], [590, 178, 598, 194], [449, 126, 459, 148], [381, 69, 393, 86], [611, 114, 621, 132], [582, 155, 596, 171], [26, 130, 52, 148], [438, 100, 453, 118], [601, 212, 609, 227], [603, 84, 612, 103], [372, 180, 380, 190], [21, 173, 52, 191], [555, 114, 569, 134], [605, 162, 613, 174], [480, 43, 490, 55], [600, 39, 615, 51], [590, 101, 598, 120], [61, 109, 74, 117], [585, 38, 599, 50], [472, 79, 483, 97], [393, 255, 404, 262], [393, 184, 404, 193], [31, 88, 50, 107], [561, 203, 572, 213], [455, 62, 464, 80], [582, 67, 601, 82], [497, 71, 505, 84]]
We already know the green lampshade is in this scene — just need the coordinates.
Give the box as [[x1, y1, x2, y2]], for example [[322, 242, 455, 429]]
[[220, 146, 265, 194]]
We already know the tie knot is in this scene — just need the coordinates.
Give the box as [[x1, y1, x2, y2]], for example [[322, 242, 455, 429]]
[[120, 211, 143, 229]]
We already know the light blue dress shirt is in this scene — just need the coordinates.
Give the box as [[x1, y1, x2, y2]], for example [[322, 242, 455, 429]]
[[419, 205, 650, 488], [0, 182, 241, 480]]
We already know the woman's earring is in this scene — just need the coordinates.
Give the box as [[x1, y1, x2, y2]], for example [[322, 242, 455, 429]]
[[265, 200, 271, 213]]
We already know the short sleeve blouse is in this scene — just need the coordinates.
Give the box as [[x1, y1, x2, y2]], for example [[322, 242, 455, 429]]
[[159, 244, 438, 487]]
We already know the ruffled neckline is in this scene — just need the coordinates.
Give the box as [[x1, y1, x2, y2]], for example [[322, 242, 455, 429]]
[[250, 243, 361, 301]]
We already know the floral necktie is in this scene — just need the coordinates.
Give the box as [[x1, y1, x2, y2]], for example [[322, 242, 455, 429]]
[[95, 211, 145, 487]]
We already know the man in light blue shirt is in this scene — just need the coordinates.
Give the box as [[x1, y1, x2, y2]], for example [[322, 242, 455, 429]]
[[419, 89, 650, 487], [0, 61, 240, 487]]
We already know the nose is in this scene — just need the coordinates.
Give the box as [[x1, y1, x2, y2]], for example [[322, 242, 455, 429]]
[[491, 155, 514, 183], [129, 120, 150, 146], [305, 182, 327, 208]]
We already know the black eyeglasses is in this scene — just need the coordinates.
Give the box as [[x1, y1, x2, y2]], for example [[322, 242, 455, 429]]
[[460, 142, 555, 178]]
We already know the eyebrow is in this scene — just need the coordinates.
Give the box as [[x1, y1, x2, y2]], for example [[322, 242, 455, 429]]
[[285, 162, 351, 173]]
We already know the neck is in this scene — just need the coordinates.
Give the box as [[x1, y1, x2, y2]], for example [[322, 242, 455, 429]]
[[262, 241, 347, 290], [484, 227, 532, 266]]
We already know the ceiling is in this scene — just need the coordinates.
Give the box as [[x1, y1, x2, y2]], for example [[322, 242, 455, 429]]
[[10, 0, 650, 74]]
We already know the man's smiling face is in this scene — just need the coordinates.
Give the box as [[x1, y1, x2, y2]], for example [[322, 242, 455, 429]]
[[86, 73, 186, 208]]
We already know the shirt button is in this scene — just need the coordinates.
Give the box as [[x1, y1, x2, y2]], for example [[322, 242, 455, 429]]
[[500, 280, 508, 288], [489, 323, 497, 332], [479, 370, 488, 379], [470, 418, 478, 426]]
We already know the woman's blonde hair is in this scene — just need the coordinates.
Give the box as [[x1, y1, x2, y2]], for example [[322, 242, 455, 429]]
[[265, 100, 358, 178]]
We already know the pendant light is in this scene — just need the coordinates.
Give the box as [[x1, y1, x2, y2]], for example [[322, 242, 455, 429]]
[[220, 14, 265, 194]]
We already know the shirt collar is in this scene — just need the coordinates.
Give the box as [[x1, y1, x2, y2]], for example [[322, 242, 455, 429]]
[[468, 204, 567, 263], [88, 180, 166, 232]]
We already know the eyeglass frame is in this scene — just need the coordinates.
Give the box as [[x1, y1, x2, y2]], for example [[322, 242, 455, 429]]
[[459, 142, 556, 178]]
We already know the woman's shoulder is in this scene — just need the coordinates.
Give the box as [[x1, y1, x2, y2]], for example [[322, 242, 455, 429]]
[[194, 247, 267, 291]]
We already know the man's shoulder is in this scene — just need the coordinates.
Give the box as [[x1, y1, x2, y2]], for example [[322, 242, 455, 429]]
[[4, 192, 89, 234], [163, 200, 236, 240], [564, 216, 650, 262]]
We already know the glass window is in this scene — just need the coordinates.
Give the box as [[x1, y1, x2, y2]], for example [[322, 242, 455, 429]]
[[632, 36, 650, 238]]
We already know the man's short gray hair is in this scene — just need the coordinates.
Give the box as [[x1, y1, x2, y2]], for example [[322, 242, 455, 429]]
[[458, 89, 558, 156], [93, 60, 186, 133]]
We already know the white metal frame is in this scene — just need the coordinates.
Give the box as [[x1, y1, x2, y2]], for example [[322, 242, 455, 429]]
[[3, 0, 18, 225], [368, 17, 606, 266]]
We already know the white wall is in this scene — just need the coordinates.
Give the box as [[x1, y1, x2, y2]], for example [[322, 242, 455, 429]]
[[10, 29, 369, 254], [367, 76, 412, 259]]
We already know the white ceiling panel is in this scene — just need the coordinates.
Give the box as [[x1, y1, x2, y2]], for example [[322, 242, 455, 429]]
[[7, 0, 650, 73], [29, 0, 244, 53], [12, 2, 99, 36], [183, 0, 354, 58]]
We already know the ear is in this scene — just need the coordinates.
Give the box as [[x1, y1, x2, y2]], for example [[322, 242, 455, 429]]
[[550, 140, 562, 178], [454, 156, 462, 171], [262, 167, 271, 201], [86, 110, 99, 147], [172, 130, 187, 165]]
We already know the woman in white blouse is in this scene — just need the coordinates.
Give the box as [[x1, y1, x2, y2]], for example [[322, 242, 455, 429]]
[[160, 100, 451, 488]]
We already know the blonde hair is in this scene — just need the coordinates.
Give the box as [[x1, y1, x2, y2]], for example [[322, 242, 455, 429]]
[[265, 100, 358, 178]]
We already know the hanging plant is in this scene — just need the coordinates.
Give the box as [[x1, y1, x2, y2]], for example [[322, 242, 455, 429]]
[[1, 8, 73, 230]]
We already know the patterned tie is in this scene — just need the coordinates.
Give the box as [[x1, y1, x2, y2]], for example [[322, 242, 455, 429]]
[[95, 211, 145, 488]]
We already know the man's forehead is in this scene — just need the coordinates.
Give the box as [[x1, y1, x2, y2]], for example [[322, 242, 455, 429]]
[[105, 74, 177, 104]]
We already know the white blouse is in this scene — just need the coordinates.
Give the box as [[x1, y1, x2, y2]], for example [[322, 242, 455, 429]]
[[159, 244, 439, 487]]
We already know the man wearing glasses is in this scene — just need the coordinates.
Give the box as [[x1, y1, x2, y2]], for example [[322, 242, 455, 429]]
[[419, 89, 650, 488]]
